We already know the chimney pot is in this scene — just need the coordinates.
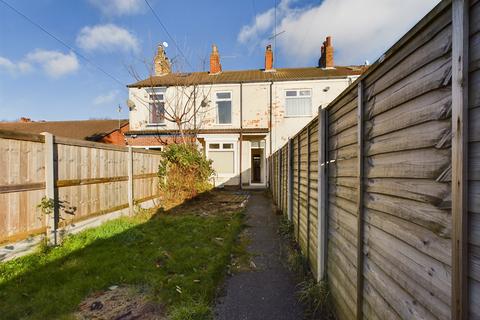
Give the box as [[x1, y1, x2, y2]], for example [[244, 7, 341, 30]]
[[319, 36, 334, 68], [264, 44, 274, 71], [209, 44, 222, 74]]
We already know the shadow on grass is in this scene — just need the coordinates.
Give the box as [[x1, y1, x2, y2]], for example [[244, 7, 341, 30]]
[[0, 190, 246, 320]]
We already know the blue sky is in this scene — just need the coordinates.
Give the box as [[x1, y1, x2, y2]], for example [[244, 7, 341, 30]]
[[0, 0, 440, 121]]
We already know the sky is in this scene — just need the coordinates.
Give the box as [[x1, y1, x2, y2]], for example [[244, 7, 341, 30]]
[[0, 0, 441, 121]]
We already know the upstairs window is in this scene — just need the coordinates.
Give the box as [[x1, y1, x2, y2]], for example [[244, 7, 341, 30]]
[[285, 89, 312, 117], [149, 91, 165, 124], [216, 92, 232, 124]]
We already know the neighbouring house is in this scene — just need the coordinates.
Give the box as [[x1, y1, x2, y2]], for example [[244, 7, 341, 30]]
[[0, 118, 129, 146], [126, 37, 365, 187]]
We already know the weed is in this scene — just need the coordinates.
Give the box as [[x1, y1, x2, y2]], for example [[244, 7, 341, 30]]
[[277, 216, 336, 320], [278, 216, 294, 242], [297, 278, 335, 320]]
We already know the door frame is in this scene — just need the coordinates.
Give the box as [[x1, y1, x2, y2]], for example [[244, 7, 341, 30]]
[[249, 143, 266, 186]]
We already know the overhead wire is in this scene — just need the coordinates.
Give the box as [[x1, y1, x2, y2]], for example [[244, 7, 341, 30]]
[[0, 0, 126, 87], [143, 0, 194, 70]]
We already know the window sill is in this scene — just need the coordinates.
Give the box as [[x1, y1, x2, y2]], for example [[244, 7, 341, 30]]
[[213, 123, 234, 126], [146, 123, 167, 127]]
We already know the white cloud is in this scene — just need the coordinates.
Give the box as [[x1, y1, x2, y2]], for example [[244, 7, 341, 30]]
[[76, 24, 139, 53], [0, 50, 78, 78], [88, 0, 144, 16], [93, 90, 119, 105], [0, 56, 32, 74], [238, 0, 441, 65], [26, 49, 79, 78]]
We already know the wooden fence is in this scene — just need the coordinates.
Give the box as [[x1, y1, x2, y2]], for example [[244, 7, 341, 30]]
[[0, 130, 161, 248], [268, 0, 479, 318]]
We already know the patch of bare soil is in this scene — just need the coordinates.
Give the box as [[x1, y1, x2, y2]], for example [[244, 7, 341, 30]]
[[74, 285, 166, 320], [164, 189, 250, 216]]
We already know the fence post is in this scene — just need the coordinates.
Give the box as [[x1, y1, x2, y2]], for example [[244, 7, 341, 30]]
[[307, 125, 311, 263], [287, 138, 293, 221], [451, 0, 469, 318], [297, 135, 301, 239], [317, 107, 328, 281], [43, 133, 58, 245], [278, 151, 282, 206], [128, 147, 134, 215], [356, 81, 365, 320]]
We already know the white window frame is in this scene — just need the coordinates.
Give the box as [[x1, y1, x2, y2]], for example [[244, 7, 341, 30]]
[[284, 88, 313, 117], [131, 145, 164, 151], [215, 91, 233, 125], [204, 137, 238, 178], [146, 88, 166, 126]]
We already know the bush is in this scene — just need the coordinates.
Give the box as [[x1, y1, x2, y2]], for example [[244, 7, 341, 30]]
[[158, 143, 214, 205]]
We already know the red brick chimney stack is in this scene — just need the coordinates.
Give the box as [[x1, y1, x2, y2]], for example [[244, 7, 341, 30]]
[[264, 44, 274, 71], [209, 44, 222, 74], [319, 36, 334, 68]]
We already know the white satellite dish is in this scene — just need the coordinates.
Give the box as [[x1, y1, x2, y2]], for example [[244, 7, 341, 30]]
[[162, 41, 169, 48], [127, 99, 136, 111]]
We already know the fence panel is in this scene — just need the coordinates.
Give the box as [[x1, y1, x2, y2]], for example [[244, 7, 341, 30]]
[[267, 0, 480, 318], [0, 130, 162, 253], [0, 133, 46, 244]]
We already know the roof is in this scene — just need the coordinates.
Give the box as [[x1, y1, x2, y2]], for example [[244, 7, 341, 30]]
[[127, 66, 366, 88], [0, 119, 129, 141]]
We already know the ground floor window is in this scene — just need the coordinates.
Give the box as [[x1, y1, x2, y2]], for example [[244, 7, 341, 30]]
[[207, 142, 236, 175]]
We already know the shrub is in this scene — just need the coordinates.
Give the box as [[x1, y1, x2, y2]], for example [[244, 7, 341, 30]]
[[158, 143, 214, 205]]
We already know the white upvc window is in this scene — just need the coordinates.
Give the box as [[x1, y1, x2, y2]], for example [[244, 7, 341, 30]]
[[147, 89, 166, 125], [215, 91, 232, 124], [285, 89, 312, 117], [206, 141, 237, 176]]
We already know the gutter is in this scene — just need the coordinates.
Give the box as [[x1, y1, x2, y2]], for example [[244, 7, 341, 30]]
[[268, 81, 273, 188], [269, 81, 273, 156]]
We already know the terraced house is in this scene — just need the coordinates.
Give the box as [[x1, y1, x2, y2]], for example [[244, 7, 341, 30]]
[[126, 37, 365, 187]]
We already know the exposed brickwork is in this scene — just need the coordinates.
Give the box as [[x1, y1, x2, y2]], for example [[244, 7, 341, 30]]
[[210, 44, 222, 74], [154, 45, 171, 75], [100, 123, 129, 146], [319, 36, 334, 68], [265, 45, 273, 71]]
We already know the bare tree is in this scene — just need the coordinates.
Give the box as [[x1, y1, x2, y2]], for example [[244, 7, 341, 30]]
[[127, 45, 214, 145]]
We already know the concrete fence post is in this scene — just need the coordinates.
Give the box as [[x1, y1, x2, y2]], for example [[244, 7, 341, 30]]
[[43, 132, 58, 245], [356, 80, 366, 320], [127, 147, 134, 215], [287, 138, 293, 221], [278, 151, 282, 206], [317, 107, 328, 281], [307, 125, 311, 262], [297, 135, 301, 239]]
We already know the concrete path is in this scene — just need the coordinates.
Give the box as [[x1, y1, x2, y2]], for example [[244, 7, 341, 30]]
[[214, 191, 304, 320]]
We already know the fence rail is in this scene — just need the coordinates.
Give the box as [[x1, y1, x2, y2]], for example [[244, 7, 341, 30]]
[[268, 0, 479, 318], [0, 130, 161, 248]]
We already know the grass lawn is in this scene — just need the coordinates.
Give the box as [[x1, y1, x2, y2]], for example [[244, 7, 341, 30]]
[[0, 203, 245, 319]]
